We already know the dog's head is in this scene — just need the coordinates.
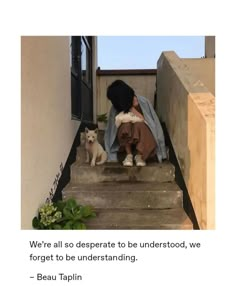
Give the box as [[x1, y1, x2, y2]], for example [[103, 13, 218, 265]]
[[85, 127, 98, 144]]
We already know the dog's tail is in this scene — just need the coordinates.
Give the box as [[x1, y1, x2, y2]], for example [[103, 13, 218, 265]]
[[96, 151, 108, 165]]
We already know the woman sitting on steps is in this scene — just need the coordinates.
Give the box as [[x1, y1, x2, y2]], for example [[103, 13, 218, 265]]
[[104, 80, 167, 167]]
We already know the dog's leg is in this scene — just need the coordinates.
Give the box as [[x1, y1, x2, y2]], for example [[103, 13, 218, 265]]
[[90, 151, 97, 167], [96, 151, 108, 165], [85, 151, 90, 164]]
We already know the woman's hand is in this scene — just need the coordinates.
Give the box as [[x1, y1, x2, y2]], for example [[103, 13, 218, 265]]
[[130, 107, 144, 120]]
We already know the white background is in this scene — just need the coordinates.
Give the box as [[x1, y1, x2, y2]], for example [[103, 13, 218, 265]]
[[1, 1, 236, 285]]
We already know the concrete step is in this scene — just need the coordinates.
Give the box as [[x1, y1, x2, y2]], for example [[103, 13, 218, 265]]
[[85, 208, 193, 230], [70, 161, 175, 184], [63, 182, 183, 210]]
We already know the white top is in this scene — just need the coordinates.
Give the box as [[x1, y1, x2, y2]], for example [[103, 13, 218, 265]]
[[115, 111, 144, 128]]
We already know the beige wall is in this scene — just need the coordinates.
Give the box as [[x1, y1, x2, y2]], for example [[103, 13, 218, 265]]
[[21, 36, 80, 229], [96, 74, 156, 116], [157, 51, 215, 229], [182, 58, 215, 95]]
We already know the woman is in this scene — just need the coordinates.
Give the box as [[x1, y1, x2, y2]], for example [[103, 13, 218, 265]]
[[104, 80, 167, 166]]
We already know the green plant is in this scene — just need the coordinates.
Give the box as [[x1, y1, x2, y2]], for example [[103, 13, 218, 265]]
[[97, 113, 108, 123], [32, 198, 96, 230]]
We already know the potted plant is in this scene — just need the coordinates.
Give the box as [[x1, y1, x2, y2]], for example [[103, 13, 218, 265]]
[[32, 198, 96, 230], [97, 113, 108, 130]]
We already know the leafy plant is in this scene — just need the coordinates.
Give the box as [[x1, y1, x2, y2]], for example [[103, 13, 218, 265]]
[[32, 198, 96, 230], [97, 113, 108, 123]]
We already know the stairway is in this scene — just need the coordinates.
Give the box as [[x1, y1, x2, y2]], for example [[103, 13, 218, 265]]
[[62, 136, 193, 230]]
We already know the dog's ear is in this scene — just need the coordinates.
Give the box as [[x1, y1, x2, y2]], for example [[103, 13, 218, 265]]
[[85, 127, 89, 133], [94, 128, 98, 134]]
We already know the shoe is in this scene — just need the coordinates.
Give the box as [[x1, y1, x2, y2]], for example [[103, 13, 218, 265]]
[[123, 154, 133, 167], [134, 155, 146, 167]]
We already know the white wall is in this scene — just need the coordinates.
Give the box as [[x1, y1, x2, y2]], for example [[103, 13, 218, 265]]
[[21, 36, 80, 229]]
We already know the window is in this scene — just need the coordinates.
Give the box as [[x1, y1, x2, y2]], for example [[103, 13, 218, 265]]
[[71, 36, 93, 121]]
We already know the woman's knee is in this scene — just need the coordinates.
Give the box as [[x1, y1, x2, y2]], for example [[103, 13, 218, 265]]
[[133, 122, 147, 131], [119, 122, 132, 130]]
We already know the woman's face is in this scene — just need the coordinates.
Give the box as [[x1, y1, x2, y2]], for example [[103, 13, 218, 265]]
[[132, 96, 139, 107]]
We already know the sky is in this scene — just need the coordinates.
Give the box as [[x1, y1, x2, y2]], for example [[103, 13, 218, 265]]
[[98, 36, 205, 69]]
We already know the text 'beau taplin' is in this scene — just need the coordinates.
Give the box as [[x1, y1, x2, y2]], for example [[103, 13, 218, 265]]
[[36, 273, 82, 282]]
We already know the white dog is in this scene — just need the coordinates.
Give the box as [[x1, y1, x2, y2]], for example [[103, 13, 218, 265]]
[[85, 127, 107, 167]]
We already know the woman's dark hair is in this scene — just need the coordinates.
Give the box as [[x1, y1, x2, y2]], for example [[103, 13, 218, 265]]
[[107, 80, 135, 113]]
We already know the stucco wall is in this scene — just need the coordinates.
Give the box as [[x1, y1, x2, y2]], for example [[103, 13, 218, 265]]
[[21, 36, 80, 229], [157, 51, 215, 229], [182, 58, 215, 95], [96, 73, 156, 116]]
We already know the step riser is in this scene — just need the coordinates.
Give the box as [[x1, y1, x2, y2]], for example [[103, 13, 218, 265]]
[[86, 224, 193, 230], [84, 209, 193, 230], [63, 191, 183, 209], [71, 164, 175, 184]]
